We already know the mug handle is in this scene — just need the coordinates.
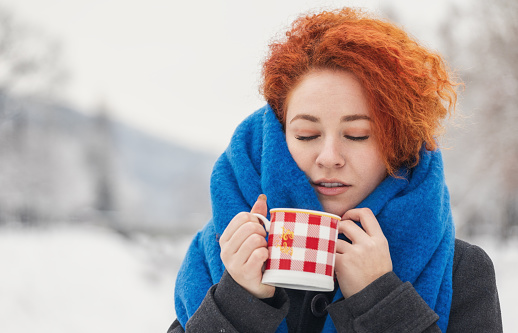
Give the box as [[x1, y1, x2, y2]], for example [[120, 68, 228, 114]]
[[253, 213, 271, 233]]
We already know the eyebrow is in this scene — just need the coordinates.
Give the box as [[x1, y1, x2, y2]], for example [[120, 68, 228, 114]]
[[289, 113, 371, 123], [289, 114, 319, 123], [341, 114, 371, 122]]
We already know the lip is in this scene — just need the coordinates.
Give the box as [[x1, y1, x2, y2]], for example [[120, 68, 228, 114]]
[[311, 179, 351, 196]]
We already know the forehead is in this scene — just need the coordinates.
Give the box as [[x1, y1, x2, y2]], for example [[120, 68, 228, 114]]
[[285, 70, 371, 121]]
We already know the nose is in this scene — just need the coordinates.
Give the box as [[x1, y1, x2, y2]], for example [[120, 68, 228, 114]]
[[315, 137, 345, 168]]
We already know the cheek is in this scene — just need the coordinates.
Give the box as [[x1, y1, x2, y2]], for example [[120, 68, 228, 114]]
[[286, 138, 313, 172], [353, 146, 386, 181], [363, 153, 387, 185]]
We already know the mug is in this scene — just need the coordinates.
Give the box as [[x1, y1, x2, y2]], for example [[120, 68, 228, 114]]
[[254, 208, 340, 292]]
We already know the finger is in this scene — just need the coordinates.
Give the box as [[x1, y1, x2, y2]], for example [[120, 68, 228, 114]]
[[250, 194, 268, 217], [342, 208, 383, 237], [241, 234, 269, 265], [335, 237, 353, 254], [244, 246, 269, 271], [231, 231, 268, 267], [225, 221, 267, 256], [221, 195, 267, 245], [220, 212, 260, 244], [338, 219, 369, 244]]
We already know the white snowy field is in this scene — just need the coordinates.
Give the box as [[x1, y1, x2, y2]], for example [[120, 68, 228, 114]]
[[0, 225, 190, 333], [0, 225, 516, 333]]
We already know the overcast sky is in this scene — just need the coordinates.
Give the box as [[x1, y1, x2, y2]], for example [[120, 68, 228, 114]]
[[1, 0, 451, 153]]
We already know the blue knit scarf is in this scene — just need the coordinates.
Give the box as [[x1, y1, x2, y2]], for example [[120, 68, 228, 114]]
[[175, 105, 455, 332]]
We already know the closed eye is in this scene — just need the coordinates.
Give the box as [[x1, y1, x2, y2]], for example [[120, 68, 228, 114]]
[[296, 135, 320, 141], [345, 135, 369, 141]]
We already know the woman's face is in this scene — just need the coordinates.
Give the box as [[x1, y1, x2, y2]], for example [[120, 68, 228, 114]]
[[285, 70, 387, 217]]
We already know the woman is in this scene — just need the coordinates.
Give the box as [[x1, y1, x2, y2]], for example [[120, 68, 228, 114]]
[[168, 8, 502, 333]]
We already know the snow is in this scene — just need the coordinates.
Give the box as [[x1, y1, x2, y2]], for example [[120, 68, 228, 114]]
[[0, 225, 516, 332], [0, 225, 190, 333]]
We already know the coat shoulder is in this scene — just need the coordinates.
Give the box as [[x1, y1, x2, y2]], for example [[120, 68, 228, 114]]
[[449, 239, 502, 332], [453, 238, 495, 274]]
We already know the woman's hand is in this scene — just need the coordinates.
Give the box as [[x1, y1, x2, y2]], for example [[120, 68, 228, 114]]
[[219, 194, 275, 299], [335, 208, 393, 298]]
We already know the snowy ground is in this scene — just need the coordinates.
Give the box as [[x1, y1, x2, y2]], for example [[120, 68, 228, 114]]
[[0, 225, 516, 333], [0, 224, 190, 333]]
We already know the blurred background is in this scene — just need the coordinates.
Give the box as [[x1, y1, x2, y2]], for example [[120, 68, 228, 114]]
[[0, 0, 516, 331]]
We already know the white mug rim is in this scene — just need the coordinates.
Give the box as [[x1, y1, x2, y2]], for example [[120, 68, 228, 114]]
[[269, 208, 341, 221]]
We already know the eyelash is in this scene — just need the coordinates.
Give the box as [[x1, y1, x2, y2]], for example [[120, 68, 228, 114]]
[[346, 135, 369, 141], [296, 135, 319, 141], [295, 135, 369, 141]]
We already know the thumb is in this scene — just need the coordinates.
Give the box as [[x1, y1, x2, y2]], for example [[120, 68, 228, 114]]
[[250, 194, 268, 216]]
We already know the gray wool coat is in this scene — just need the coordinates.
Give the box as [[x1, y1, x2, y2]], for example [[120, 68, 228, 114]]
[[167, 239, 502, 332]]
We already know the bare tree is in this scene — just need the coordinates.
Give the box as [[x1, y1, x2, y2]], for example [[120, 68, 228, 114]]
[[440, 0, 518, 238], [87, 103, 118, 221], [0, 7, 67, 115], [0, 6, 68, 224]]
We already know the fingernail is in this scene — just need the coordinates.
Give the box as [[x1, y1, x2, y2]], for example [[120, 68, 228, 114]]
[[258, 194, 267, 201]]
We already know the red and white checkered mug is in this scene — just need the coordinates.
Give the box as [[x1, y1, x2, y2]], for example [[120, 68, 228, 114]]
[[254, 208, 340, 292]]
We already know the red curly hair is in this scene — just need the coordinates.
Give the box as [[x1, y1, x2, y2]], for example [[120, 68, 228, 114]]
[[261, 8, 459, 176]]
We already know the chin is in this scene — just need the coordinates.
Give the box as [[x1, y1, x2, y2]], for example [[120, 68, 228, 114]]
[[320, 197, 357, 219], [322, 203, 348, 219]]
